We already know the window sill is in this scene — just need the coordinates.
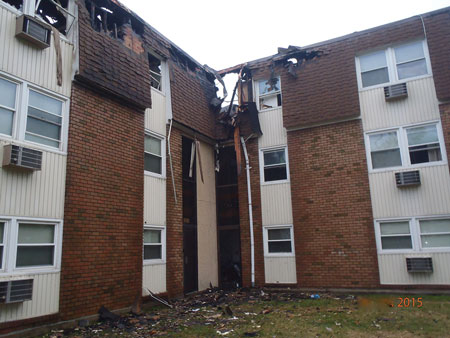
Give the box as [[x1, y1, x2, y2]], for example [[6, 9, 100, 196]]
[[0, 136, 67, 156], [144, 171, 166, 179], [143, 260, 166, 266], [0, 268, 60, 277], [358, 74, 432, 92], [258, 106, 282, 113], [378, 248, 450, 254], [369, 161, 448, 174], [261, 179, 290, 186], [264, 253, 295, 258]]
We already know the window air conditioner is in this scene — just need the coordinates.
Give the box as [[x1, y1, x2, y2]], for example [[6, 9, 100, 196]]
[[384, 83, 408, 101], [395, 170, 420, 187], [15, 14, 51, 49], [0, 279, 33, 304], [2, 144, 43, 171], [406, 257, 433, 273]]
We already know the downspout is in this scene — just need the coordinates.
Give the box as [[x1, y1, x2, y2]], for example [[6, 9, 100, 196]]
[[240, 136, 255, 287]]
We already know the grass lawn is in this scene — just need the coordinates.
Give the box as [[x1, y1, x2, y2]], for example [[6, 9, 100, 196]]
[[48, 290, 450, 337]]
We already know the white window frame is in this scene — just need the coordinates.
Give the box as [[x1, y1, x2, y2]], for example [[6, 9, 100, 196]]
[[0, 76, 20, 139], [0, 71, 70, 154], [259, 146, 290, 185], [143, 225, 166, 265], [0, 219, 7, 273], [263, 225, 295, 257], [254, 76, 282, 112], [144, 130, 166, 178], [375, 215, 450, 254], [0, 216, 63, 275], [356, 39, 432, 90], [365, 121, 447, 173]]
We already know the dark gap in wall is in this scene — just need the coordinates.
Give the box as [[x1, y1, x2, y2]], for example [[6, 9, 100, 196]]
[[1, 0, 22, 10], [36, 0, 68, 35]]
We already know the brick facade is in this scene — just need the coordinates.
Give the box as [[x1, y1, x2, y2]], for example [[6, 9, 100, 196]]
[[60, 83, 144, 319], [287, 120, 379, 288]]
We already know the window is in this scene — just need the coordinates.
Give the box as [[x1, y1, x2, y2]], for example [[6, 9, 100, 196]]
[[369, 131, 402, 169], [0, 222, 4, 270], [261, 147, 289, 183], [0, 217, 61, 273], [406, 124, 442, 165], [379, 221, 412, 250], [0, 77, 17, 136], [25, 89, 63, 148], [257, 77, 281, 110], [144, 133, 165, 176], [16, 223, 55, 267], [263, 225, 294, 256], [376, 217, 450, 252], [143, 226, 165, 263], [357, 40, 430, 89], [149, 54, 162, 91], [366, 122, 445, 171], [0, 74, 68, 151], [419, 219, 450, 249]]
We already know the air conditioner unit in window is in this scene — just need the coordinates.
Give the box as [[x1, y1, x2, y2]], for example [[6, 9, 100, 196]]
[[406, 257, 433, 273], [15, 14, 51, 49], [384, 83, 408, 101], [2, 144, 43, 171], [0, 279, 33, 304], [395, 170, 420, 187]]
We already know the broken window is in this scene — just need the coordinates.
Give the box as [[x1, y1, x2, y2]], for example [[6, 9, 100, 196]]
[[149, 54, 162, 91], [1, 0, 23, 10], [85, 0, 143, 39], [36, 0, 69, 35], [257, 77, 281, 110]]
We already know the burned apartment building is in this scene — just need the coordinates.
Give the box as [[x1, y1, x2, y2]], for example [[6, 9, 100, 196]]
[[0, 0, 449, 334]]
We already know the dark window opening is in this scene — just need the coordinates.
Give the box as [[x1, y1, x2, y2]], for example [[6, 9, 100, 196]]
[[36, 0, 68, 35], [148, 54, 162, 91], [85, 0, 143, 39], [1, 0, 22, 10]]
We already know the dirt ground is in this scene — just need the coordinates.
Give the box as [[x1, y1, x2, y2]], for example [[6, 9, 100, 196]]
[[44, 288, 450, 338]]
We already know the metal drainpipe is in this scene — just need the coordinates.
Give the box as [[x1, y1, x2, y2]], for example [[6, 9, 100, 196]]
[[240, 136, 255, 287]]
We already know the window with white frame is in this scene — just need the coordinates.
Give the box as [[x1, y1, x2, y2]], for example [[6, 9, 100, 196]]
[[366, 122, 445, 170], [144, 133, 165, 176], [263, 225, 294, 255], [376, 217, 450, 252], [419, 219, 450, 249], [357, 40, 430, 89], [0, 218, 60, 273], [0, 74, 68, 151], [148, 53, 163, 91], [261, 147, 288, 183], [143, 226, 165, 262], [257, 77, 281, 110], [379, 221, 412, 250], [0, 77, 17, 137]]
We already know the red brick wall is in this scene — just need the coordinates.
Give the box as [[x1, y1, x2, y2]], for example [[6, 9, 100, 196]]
[[60, 83, 144, 320], [425, 10, 450, 101], [238, 138, 265, 286], [169, 61, 218, 139], [165, 126, 184, 297], [76, 0, 151, 110], [287, 120, 379, 288]]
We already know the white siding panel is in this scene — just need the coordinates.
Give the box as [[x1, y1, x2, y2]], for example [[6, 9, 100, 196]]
[[258, 107, 287, 148], [369, 165, 450, 219], [378, 253, 450, 285], [0, 272, 60, 323], [261, 183, 293, 225], [264, 257, 297, 284], [360, 77, 440, 132], [145, 89, 166, 136], [0, 141, 67, 219], [142, 264, 166, 294], [0, 6, 73, 97], [144, 176, 166, 226]]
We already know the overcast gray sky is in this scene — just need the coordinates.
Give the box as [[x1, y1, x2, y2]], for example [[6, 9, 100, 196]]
[[120, 0, 449, 71]]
